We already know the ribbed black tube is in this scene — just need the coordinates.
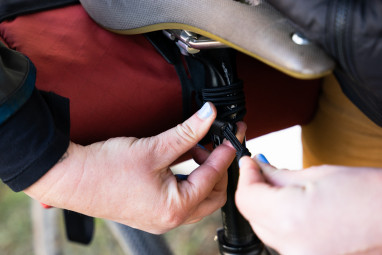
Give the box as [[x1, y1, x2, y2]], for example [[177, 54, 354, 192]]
[[221, 158, 258, 245]]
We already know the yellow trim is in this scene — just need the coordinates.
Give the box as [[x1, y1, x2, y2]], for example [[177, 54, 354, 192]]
[[107, 23, 333, 80]]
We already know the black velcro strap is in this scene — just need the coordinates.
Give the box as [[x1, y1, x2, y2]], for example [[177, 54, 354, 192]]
[[0, 0, 79, 23], [145, 31, 206, 120], [63, 209, 94, 245]]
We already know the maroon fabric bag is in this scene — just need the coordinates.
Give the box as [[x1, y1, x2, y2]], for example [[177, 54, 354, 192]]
[[0, 4, 321, 145]]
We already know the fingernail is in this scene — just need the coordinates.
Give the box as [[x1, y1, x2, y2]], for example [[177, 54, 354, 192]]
[[197, 143, 207, 150], [239, 158, 244, 168], [197, 102, 213, 119], [256, 154, 269, 164], [175, 174, 188, 181]]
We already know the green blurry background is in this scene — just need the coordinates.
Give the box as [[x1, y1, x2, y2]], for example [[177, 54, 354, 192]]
[[0, 183, 221, 255]]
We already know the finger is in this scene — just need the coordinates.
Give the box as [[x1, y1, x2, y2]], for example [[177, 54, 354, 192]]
[[213, 166, 228, 195], [235, 121, 247, 144], [236, 180, 280, 223], [179, 142, 236, 207], [192, 121, 247, 166], [238, 156, 265, 186], [185, 194, 224, 223], [254, 154, 323, 187], [149, 102, 217, 167], [236, 179, 306, 232], [236, 155, 308, 237], [185, 172, 227, 222], [184, 217, 204, 225], [236, 156, 287, 221], [191, 144, 210, 165]]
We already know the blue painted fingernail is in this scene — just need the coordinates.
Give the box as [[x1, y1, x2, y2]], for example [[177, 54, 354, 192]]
[[175, 174, 188, 181], [197, 102, 213, 119], [256, 154, 269, 164], [239, 158, 244, 168], [197, 143, 207, 150]]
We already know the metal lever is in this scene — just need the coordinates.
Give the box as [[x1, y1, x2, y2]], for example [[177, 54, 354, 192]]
[[163, 29, 228, 55]]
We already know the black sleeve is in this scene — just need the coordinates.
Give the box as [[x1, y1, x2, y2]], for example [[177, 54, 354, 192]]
[[0, 0, 79, 23], [266, 0, 382, 126], [0, 44, 70, 192]]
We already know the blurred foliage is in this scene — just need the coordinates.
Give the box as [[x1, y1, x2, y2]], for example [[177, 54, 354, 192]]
[[165, 211, 221, 255], [0, 183, 222, 255], [0, 184, 32, 255]]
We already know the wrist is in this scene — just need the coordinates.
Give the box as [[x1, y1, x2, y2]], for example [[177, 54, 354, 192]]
[[23, 141, 87, 208]]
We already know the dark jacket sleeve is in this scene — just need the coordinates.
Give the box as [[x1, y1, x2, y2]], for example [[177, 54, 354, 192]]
[[0, 43, 70, 192], [266, 0, 382, 126], [0, 0, 79, 23]]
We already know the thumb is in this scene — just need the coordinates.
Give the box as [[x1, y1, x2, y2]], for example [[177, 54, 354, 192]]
[[237, 156, 265, 187], [149, 102, 216, 166], [237, 154, 299, 187]]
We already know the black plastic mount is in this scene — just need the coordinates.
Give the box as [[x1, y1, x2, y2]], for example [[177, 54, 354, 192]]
[[217, 228, 266, 255]]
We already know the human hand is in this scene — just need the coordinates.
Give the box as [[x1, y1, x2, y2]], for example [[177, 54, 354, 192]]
[[236, 155, 382, 255], [24, 102, 246, 234]]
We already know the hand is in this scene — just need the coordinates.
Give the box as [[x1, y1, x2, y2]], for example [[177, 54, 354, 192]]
[[24, 102, 246, 234], [236, 155, 382, 255]]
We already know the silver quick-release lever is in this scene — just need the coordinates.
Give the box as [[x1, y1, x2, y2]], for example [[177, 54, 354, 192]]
[[163, 29, 228, 55]]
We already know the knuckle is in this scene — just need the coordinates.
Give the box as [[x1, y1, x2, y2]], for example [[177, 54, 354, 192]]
[[161, 210, 184, 228], [149, 136, 166, 156], [217, 193, 227, 207], [147, 121, 200, 161], [139, 137, 161, 164], [175, 122, 198, 144]]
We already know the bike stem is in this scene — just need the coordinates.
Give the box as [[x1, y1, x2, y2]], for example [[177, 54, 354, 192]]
[[194, 48, 268, 255]]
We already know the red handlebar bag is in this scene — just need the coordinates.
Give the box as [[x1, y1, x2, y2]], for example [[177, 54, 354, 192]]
[[0, 4, 321, 145]]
